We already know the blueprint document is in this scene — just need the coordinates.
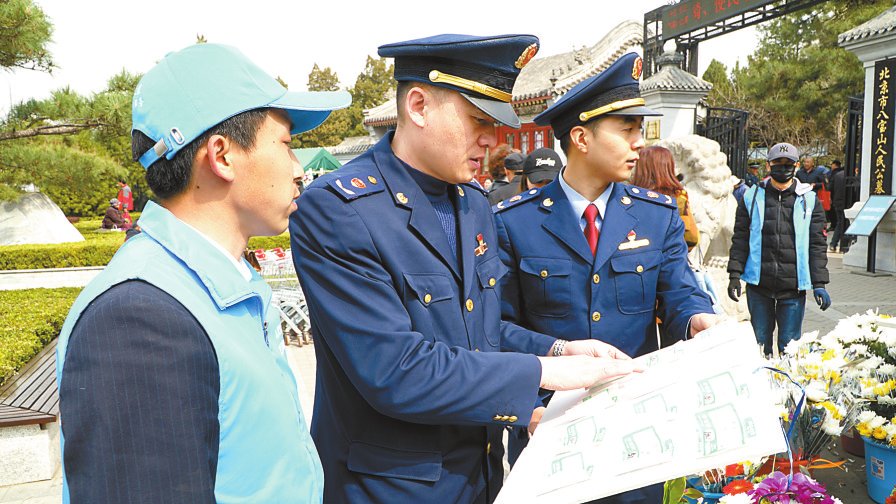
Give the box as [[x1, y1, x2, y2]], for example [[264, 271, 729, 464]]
[[496, 321, 787, 504]]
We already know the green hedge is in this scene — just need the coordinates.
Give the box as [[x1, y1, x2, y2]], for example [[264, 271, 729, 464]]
[[0, 287, 81, 385], [0, 229, 291, 271], [0, 232, 124, 270]]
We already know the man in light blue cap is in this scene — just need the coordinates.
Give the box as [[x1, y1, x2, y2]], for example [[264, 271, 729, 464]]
[[56, 43, 350, 503]]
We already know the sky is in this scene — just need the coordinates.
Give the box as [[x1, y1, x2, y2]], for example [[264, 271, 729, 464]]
[[0, 0, 759, 115]]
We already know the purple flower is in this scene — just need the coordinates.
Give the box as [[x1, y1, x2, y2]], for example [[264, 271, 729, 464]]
[[748, 471, 834, 504]]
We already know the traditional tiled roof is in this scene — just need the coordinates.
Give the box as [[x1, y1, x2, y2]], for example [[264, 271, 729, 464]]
[[326, 135, 378, 156], [364, 20, 644, 125], [839, 5, 896, 45], [363, 88, 398, 126], [641, 50, 712, 93]]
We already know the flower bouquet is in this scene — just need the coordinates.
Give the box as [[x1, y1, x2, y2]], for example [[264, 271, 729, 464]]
[[716, 471, 843, 503]]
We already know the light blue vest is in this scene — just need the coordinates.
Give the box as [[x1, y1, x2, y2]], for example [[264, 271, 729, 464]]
[[56, 201, 323, 503], [741, 184, 815, 291]]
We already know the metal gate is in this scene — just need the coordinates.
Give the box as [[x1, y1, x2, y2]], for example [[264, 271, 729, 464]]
[[696, 107, 750, 179], [845, 95, 863, 207]]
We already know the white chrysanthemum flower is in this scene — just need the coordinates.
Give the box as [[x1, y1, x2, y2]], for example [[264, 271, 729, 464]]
[[883, 423, 896, 438], [784, 338, 803, 356], [861, 356, 884, 370], [859, 410, 878, 423], [805, 381, 829, 402], [850, 343, 869, 355], [718, 494, 752, 504], [805, 330, 820, 341], [879, 396, 896, 406], [822, 414, 842, 435], [870, 415, 887, 429], [880, 364, 896, 376]]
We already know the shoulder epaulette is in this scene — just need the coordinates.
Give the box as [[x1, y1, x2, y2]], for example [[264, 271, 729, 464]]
[[624, 185, 676, 208], [326, 173, 385, 201], [462, 179, 488, 195], [492, 187, 542, 213]]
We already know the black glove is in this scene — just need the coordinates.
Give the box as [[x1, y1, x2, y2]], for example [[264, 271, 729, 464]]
[[727, 278, 742, 302]]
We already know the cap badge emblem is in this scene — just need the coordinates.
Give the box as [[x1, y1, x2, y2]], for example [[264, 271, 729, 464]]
[[515, 43, 539, 69], [350, 178, 366, 189], [632, 57, 643, 80]]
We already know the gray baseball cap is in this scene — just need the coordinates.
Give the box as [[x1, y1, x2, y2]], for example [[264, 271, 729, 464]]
[[504, 152, 525, 173], [767, 143, 799, 162]]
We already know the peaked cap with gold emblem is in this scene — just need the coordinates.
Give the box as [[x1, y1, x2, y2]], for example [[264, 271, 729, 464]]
[[378, 34, 539, 129], [534, 52, 660, 138]]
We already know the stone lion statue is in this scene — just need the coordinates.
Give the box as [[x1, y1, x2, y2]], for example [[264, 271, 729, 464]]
[[657, 135, 747, 320]]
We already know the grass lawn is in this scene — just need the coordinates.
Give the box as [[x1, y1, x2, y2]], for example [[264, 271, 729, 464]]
[[0, 287, 81, 385]]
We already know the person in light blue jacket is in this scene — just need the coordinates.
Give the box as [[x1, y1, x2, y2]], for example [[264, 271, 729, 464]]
[[727, 143, 831, 356], [55, 43, 350, 503]]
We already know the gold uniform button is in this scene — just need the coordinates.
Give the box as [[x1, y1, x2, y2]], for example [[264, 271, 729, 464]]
[[423, 293, 432, 304], [396, 192, 408, 204], [636, 265, 644, 273], [475, 348, 480, 352], [466, 299, 474, 312], [540, 270, 548, 279], [488, 277, 496, 287], [592, 311, 601, 322], [508, 415, 518, 423], [457, 186, 465, 197], [501, 415, 510, 421], [493, 415, 502, 421], [592, 274, 600, 284]]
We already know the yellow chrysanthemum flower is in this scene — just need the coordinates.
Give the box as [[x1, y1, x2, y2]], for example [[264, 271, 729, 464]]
[[858, 423, 873, 437], [873, 427, 888, 440]]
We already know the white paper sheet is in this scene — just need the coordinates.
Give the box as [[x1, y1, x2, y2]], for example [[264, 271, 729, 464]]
[[496, 321, 787, 504]]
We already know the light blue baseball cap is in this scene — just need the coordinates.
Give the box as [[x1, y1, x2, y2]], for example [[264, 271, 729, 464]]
[[132, 43, 351, 169]]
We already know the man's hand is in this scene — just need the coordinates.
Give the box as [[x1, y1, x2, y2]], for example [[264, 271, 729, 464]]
[[538, 355, 644, 391], [813, 288, 832, 311], [561, 340, 631, 360], [528, 406, 546, 437], [727, 278, 742, 302], [689, 313, 725, 338]]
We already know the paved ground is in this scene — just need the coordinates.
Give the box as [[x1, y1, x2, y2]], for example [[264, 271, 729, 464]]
[[1, 251, 894, 502], [0, 267, 102, 291]]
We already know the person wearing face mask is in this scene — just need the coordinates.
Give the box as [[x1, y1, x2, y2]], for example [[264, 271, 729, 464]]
[[726, 142, 831, 356]]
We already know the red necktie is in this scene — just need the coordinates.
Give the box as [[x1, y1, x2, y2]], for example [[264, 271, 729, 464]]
[[584, 203, 599, 256]]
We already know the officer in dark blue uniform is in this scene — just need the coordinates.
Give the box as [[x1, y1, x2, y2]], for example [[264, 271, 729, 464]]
[[493, 53, 721, 503], [290, 35, 641, 504]]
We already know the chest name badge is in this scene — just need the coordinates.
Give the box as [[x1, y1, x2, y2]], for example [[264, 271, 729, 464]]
[[618, 230, 650, 250], [475, 233, 489, 256]]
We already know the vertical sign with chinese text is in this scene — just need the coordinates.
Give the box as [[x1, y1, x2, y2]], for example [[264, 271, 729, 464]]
[[872, 59, 895, 196]]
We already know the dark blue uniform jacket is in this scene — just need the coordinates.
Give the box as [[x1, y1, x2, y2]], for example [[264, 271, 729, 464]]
[[494, 180, 713, 359], [291, 133, 544, 503]]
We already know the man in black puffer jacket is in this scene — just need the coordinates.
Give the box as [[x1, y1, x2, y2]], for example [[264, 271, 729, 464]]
[[827, 160, 851, 253], [726, 143, 831, 356]]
